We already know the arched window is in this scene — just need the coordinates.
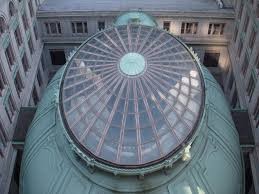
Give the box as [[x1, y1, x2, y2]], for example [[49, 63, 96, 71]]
[[0, 17, 6, 36], [9, 2, 16, 17]]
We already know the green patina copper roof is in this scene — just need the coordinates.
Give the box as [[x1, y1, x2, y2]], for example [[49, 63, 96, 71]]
[[20, 12, 244, 194], [114, 12, 157, 27]]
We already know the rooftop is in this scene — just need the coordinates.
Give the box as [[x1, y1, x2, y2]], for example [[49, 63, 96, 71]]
[[38, 0, 231, 13]]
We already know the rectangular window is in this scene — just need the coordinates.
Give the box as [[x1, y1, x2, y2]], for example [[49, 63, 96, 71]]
[[98, 21, 105, 31], [22, 53, 30, 72], [33, 25, 38, 40], [163, 21, 170, 31], [71, 22, 88, 34], [0, 121, 7, 157], [28, 37, 34, 54], [14, 71, 24, 97], [237, 40, 243, 57], [228, 71, 234, 90], [37, 70, 43, 86], [32, 86, 39, 105], [22, 12, 29, 31], [253, 97, 259, 128], [14, 26, 22, 46], [257, 3, 259, 18], [0, 63, 7, 96], [28, 0, 34, 17], [5, 44, 15, 69], [45, 22, 62, 34], [256, 54, 259, 70], [243, 14, 249, 33], [249, 28, 256, 49], [203, 52, 220, 67], [181, 22, 198, 34], [233, 26, 238, 42], [50, 50, 66, 65], [241, 55, 249, 75], [231, 88, 238, 108], [5, 94, 16, 123], [208, 23, 225, 35], [246, 74, 255, 100], [238, 2, 244, 19]]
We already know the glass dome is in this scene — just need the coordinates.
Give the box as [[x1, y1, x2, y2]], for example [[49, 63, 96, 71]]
[[60, 24, 204, 168]]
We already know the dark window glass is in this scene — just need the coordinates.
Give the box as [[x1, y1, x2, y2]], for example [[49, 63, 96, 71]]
[[5, 95, 16, 123], [163, 21, 170, 31], [5, 44, 15, 69], [98, 21, 105, 31], [22, 53, 30, 72], [28, 0, 34, 17], [22, 13, 29, 31], [203, 52, 220, 67], [33, 25, 38, 40], [249, 28, 256, 49], [0, 63, 7, 96], [37, 70, 43, 86], [50, 50, 66, 65], [14, 25, 23, 46], [32, 86, 39, 105], [228, 71, 234, 90], [253, 97, 259, 127], [181, 22, 198, 34], [237, 40, 243, 57], [28, 37, 34, 54], [0, 17, 6, 36], [246, 75, 255, 100], [243, 14, 249, 33], [241, 55, 249, 75], [14, 71, 24, 97]]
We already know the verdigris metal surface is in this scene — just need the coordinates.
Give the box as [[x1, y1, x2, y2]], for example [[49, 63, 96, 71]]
[[20, 65, 243, 194]]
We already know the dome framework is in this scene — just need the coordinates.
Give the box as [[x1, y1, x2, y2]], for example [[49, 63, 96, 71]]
[[60, 24, 204, 168]]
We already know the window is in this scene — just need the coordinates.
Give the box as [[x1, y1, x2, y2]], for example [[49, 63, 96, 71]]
[[208, 23, 225, 35], [37, 70, 42, 86], [5, 44, 16, 69], [253, 97, 259, 128], [32, 86, 39, 105], [28, 0, 34, 17], [203, 52, 220, 67], [45, 22, 62, 34], [98, 21, 105, 31], [0, 17, 6, 37], [249, 28, 256, 49], [22, 53, 30, 72], [14, 25, 22, 47], [33, 25, 38, 40], [9, 2, 16, 17], [233, 26, 238, 42], [256, 3, 259, 18], [243, 14, 249, 33], [238, 2, 243, 19], [71, 22, 88, 34], [231, 88, 239, 108], [228, 71, 234, 90], [22, 12, 29, 31], [14, 71, 24, 97], [256, 54, 259, 70], [237, 40, 243, 57], [50, 50, 66, 65], [163, 21, 170, 31], [0, 63, 7, 96], [0, 120, 7, 157], [241, 54, 249, 75], [246, 74, 255, 100], [28, 37, 34, 54], [181, 22, 198, 34], [41, 56, 46, 71], [5, 94, 16, 123]]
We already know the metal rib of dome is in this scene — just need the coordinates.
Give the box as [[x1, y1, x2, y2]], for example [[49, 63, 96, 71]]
[[60, 24, 204, 168]]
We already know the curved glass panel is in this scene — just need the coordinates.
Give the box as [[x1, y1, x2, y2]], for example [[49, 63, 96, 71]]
[[61, 24, 204, 167]]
